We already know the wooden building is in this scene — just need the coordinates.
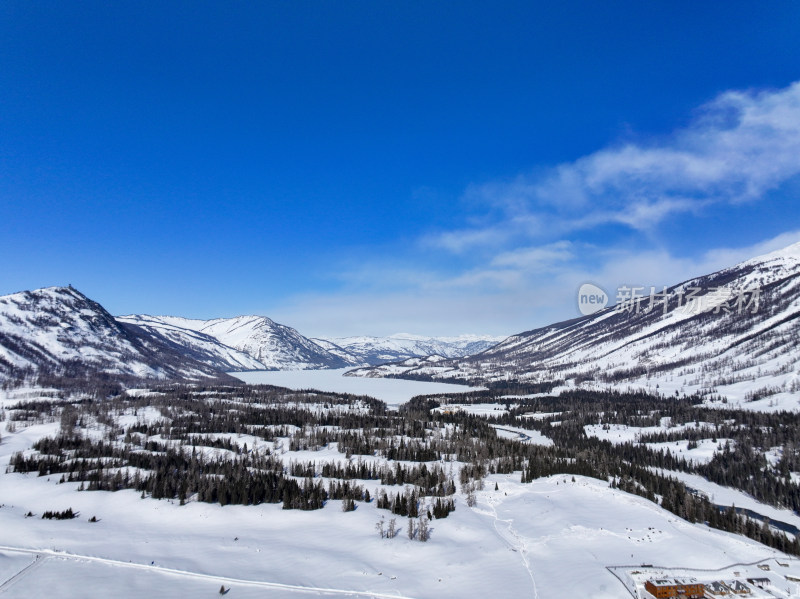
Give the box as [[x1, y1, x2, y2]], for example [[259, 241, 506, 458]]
[[645, 578, 705, 598]]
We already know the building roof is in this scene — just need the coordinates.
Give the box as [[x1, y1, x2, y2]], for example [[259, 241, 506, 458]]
[[724, 580, 751, 592], [704, 580, 728, 591]]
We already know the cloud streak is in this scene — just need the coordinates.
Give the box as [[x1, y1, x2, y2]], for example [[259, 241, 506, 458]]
[[273, 230, 800, 337], [552, 83, 800, 210], [428, 81, 800, 251]]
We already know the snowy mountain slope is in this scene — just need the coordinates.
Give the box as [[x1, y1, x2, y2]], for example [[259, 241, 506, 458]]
[[115, 315, 266, 371], [314, 333, 503, 365], [197, 315, 360, 369], [119, 315, 356, 370], [352, 242, 800, 406], [307, 337, 366, 365], [0, 287, 228, 382]]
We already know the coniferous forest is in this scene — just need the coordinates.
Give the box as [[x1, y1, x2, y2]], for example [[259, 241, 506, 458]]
[[5, 382, 800, 555]]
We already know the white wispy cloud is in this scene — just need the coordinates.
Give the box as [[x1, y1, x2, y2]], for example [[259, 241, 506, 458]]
[[425, 225, 512, 253], [543, 82, 800, 211], [490, 241, 575, 269], [427, 81, 800, 250]]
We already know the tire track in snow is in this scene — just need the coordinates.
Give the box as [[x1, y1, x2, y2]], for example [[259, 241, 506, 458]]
[[0, 553, 45, 594], [0, 544, 414, 598]]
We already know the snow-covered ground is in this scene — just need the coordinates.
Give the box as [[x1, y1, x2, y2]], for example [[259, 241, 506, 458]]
[[432, 402, 512, 417], [654, 468, 800, 533], [520, 410, 564, 420], [584, 420, 717, 444], [643, 439, 732, 465], [490, 424, 554, 447], [475, 475, 782, 598], [0, 387, 69, 409], [230, 369, 483, 407], [0, 418, 789, 598], [584, 422, 733, 464], [701, 392, 800, 414]]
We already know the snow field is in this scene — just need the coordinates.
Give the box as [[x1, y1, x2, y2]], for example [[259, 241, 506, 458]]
[[490, 424, 554, 447]]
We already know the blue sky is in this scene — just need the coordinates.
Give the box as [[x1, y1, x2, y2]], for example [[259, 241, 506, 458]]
[[2, 2, 800, 337]]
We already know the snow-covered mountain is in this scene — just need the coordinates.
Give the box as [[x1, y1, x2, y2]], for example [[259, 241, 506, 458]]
[[351, 242, 800, 407], [114, 315, 266, 372], [119, 316, 503, 370], [118, 315, 356, 370], [314, 333, 503, 365], [0, 287, 228, 383]]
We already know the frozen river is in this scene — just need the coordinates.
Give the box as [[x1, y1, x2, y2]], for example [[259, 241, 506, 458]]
[[230, 368, 482, 407]]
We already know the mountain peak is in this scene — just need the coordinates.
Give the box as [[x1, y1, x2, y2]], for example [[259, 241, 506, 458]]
[[0, 287, 228, 383], [741, 239, 800, 268], [118, 314, 354, 371]]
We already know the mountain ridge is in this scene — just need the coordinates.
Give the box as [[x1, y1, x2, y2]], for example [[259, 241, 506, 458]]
[[117, 314, 357, 371], [350, 241, 800, 409], [118, 315, 504, 370], [0, 286, 231, 384], [312, 333, 504, 365]]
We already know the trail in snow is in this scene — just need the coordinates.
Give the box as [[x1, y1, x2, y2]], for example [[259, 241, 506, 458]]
[[0, 545, 414, 599], [474, 494, 540, 599]]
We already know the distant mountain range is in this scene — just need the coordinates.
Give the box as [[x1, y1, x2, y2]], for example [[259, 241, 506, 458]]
[[0, 288, 502, 384], [116, 315, 502, 372], [312, 334, 503, 365], [351, 242, 800, 406], [5, 241, 799, 401]]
